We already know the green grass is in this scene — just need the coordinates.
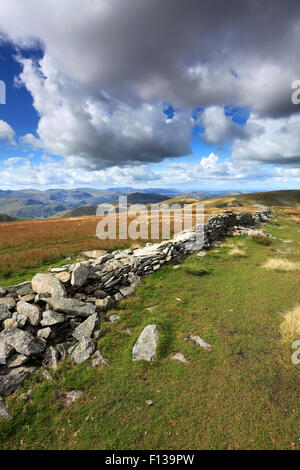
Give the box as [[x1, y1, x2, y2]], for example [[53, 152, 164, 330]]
[[0, 215, 300, 449]]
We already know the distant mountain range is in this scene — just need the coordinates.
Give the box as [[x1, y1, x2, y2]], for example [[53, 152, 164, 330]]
[[0, 188, 246, 219]]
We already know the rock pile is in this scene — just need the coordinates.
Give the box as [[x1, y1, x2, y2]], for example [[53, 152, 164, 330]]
[[0, 207, 273, 399]]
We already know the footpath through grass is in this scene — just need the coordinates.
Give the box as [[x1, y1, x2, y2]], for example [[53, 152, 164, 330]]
[[0, 215, 299, 449]]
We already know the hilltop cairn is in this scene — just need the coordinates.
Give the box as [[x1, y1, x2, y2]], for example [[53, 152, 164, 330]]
[[0, 207, 273, 397]]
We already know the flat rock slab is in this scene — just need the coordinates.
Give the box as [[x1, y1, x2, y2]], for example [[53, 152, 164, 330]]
[[47, 297, 96, 317], [32, 274, 66, 298], [17, 301, 41, 326], [0, 370, 29, 396], [132, 324, 159, 362]]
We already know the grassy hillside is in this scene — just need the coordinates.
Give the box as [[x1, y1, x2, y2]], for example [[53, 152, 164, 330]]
[[201, 190, 300, 209], [0, 214, 299, 449], [0, 214, 22, 222]]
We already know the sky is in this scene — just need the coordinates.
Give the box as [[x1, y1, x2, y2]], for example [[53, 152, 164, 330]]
[[0, 0, 300, 191]]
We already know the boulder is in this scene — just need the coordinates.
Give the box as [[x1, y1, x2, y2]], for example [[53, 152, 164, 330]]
[[71, 263, 89, 287], [70, 338, 96, 364], [42, 346, 58, 370], [119, 285, 135, 298], [32, 273, 66, 298], [46, 297, 96, 317], [17, 301, 42, 326], [0, 328, 46, 356], [132, 325, 159, 362], [72, 313, 98, 341]]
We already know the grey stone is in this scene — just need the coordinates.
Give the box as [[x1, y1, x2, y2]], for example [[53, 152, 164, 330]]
[[81, 250, 107, 259], [12, 312, 27, 328], [37, 327, 51, 339], [42, 346, 58, 370], [32, 273, 66, 298], [189, 335, 212, 351], [42, 370, 53, 381], [132, 325, 159, 362], [72, 313, 98, 341], [70, 338, 96, 364], [0, 369, 29, 396], [56, 343, 69, 360], [62, 390, 83, 406], [0, 397, 11, 419], [17, 301, 42, 326], [0, 297, 16, 310], [41, 310, 65, 326], [46, 297, 96, 317], [6, 353, 29, 368], [0, 328, 46, 356], [109, 314, 119, 323], [171, 352, 189, 363], [0, 287, 7, 297], [0, 305, 12, 322], [71, 263, 89, 287], [119, 285, 135, 298], [6, 281, 33, 297], [95, 296, 115, 312]]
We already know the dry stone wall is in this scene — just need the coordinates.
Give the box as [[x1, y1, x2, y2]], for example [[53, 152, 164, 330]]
[[0, 207, 273, 397]]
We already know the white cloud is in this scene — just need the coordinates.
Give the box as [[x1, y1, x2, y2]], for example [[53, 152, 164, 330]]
[[201, 107, 245, 145], [0, 120, 15, 144], [232, 112, 300, 164]]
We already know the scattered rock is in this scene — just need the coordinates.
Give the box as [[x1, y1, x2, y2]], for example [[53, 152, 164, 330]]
[[145, 305, 158, 312], [109, 314, 119, 323], [0, 397, 11, 419], [32, 273, 66, 298], [196, 251, 207, 258], [42, 370, 53, 381], [91, 350, 108, 367], [62, 390, 83, 407], [171, 352, 189, 363], [0, 368, 30, 396], [173, 265, 181, 269], [189, 334, 212, 351], [146, 400, 153, 406], [132, 325, 159, 362]]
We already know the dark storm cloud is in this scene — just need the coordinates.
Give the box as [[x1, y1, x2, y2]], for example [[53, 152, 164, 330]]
[[1, 0, 300, 168]]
